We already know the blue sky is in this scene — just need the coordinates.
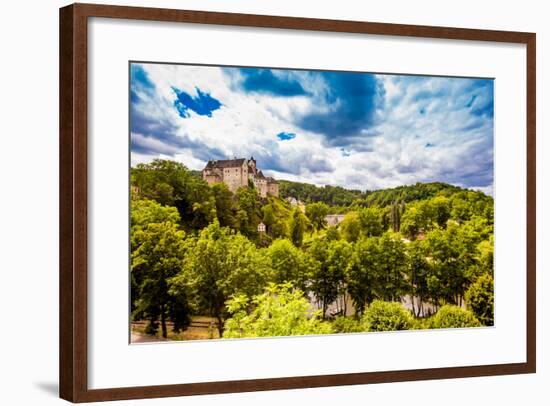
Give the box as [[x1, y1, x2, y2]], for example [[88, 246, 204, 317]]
[[130, 63, 494, 195]]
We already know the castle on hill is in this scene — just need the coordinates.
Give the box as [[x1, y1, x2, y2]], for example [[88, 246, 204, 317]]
[[202, 157, 279, 198]]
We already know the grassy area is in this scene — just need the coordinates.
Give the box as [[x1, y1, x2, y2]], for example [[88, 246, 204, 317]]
[[132, 315, 221, 341]]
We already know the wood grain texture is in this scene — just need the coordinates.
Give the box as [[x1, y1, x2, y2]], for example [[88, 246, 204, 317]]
[[59, 4, 74, 401], [525, 34, 536, 372], [59, 3, 536, 402]]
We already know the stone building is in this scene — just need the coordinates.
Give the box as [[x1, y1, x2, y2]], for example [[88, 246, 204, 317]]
[[325, 214, 345, 227], [202, 157, 278, 198], [286, 196, 306, 213]]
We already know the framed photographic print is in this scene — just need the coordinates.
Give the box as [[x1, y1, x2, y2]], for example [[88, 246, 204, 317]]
[[59, 3, 536, 402]]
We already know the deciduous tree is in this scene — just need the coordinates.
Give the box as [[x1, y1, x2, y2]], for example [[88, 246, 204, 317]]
[[358, 207, 384, 237], [305, 202, 329, 232], [265, 238, 312, 291], [340, 212, 361, 243], [131, 221, 190, 338], [170, 221, 269, 336], [288, 208, 308, 247], [224, 283, 333, 338]]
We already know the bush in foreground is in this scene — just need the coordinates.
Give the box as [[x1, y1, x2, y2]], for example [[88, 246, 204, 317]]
[[224, 283, 333, 338], [362, 300, 415, 332], [331, 316, 364, 333], [465, 273, 494, 326], [429, 305, 481, 329]]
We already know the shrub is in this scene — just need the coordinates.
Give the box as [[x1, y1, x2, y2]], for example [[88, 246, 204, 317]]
[[429, 305, 481, 329], [362, 300, 414, 332], [331, 316, 364, 333], [412, 317, 431, 330], [224, 283, 333, 338], [465, 273, 494, 326]]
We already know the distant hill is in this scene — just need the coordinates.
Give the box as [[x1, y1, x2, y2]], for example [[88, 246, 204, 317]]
[[190, 170, 203, 179], [191, 165, 487, 209], [278, 180, 363, 207], [361, 182, 465, 207], [279, 180, 484, 208]]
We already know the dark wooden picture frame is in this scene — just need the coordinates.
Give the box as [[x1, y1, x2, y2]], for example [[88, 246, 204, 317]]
[[59, 3, 536, 402]]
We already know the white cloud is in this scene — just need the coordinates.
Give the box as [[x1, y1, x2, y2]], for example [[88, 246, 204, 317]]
[[130, 63, 493, 195]]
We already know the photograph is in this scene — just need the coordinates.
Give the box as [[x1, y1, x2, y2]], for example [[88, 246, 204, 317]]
[[129, 61, 495, 343]]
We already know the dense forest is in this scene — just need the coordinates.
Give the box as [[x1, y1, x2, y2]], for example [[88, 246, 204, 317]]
[[130, 159, 494, 340]]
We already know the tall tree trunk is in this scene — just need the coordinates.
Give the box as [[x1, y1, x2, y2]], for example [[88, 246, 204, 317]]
[[343, 291, 348, 316], [216, 314, 224, 338], [161, 305, 168, 339]]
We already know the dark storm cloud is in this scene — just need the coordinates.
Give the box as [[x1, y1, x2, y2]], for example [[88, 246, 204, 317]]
[[296, 71, 384, 145], [237, 68, 307, 97]]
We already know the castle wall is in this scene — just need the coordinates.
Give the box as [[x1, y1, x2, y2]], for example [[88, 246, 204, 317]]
[[241, 164, 248, 186], [222, 166, 246, 192], [203, 168, 222, 186], [202, 158, 278, 198], [253, 178, 267, 197], [267, 182, 279, 197]]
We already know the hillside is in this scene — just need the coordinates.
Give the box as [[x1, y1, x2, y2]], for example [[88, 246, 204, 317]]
[[278, 180, 481, 208]]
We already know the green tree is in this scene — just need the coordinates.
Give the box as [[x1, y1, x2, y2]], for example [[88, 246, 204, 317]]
[[340, 212, 361, 243], [429, 305, 481, 328], [450, 196, 471, 222], [407, 240, 431, 317], [131, 221, 190, 338], [288, 208, 307, 247], [325, 226, 341, 241], [377, 232, 408, 301], [400, 207, 421, 239], [170, 221, 269, 336], [131, 159, 215, 229], [346, 237, 380, 314], [131, 159, 187, 206], [131, 199, 180, 231], [211, 183, 237, 228], [265, 239, 312, 291], [261, 203, 287, 239], [346, 233, 407, 313], [389, 200, 406, 232], [400, 200, 436, 239], [358, 207, 384, 237], [261, 203, 276, 230], [130, 199, 182, 316], [423, 222, 482, 306], [465, 273, 494, 326], [236, 185, 262, 239], [308, 239, 347, 318], [430, 196, 451, 227], [477, 236, 494, 275], [305, 202, 329, 232], [224, 283, 333, 338], [362, 300, 415, 332], [326, 240, 353, 316]]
